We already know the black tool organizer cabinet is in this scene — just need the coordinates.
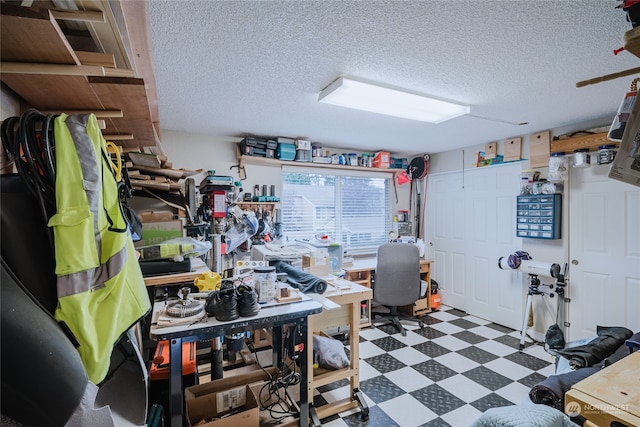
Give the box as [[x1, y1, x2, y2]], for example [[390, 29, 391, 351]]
[[516, 194, 562, 239]]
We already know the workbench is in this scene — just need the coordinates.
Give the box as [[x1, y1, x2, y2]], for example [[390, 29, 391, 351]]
[[564, 351, 640, 427], [150, 295, 323, 427], [144, 262, 374, 425]]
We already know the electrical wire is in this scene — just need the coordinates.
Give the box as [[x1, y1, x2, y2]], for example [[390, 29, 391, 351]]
[[1, 110, 58, 252], [245, 330, 301, 421]]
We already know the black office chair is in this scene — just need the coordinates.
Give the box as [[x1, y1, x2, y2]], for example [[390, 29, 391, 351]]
[[1, 174, 148, 426], [372, 243, 425, 336]]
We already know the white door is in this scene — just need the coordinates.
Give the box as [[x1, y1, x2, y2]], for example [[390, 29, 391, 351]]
[[568, 165, 640, 341], [428, 172, 467, 310], [427, 163, 524, 329]]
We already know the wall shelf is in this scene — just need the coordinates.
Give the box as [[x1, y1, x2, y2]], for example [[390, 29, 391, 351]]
[[238, 154, 401, 175], [550, 132, 616, 154]]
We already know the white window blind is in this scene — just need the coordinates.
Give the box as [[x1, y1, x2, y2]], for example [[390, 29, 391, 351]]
[[281, 166, 391, 254]]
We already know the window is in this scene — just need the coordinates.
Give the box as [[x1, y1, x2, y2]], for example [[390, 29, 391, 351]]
[[281, 166, 391, 254]]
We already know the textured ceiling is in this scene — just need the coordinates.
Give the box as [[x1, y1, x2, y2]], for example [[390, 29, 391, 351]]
[[149, 0, 639, 156]]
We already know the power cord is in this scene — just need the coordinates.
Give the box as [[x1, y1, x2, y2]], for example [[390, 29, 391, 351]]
[[1, 110, 58, 253], [245, 329, 301, 421]]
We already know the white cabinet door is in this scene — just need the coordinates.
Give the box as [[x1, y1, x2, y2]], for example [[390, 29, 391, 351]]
[[427, 163, 524, 329], [567, 165, 640, 341]]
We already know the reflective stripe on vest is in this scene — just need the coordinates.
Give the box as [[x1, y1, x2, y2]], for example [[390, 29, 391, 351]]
[[48, 113, 150, 383]]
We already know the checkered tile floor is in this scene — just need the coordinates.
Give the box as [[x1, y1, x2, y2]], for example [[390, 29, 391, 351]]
[[313, 306, 556, 427]]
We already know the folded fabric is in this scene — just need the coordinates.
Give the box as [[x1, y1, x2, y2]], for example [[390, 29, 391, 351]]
[[470, 403, 578, 427], [273, 261, 327, 294], [554, 326, 633, 369], [530, 331, 639, 410], [529, 366, 600, 410]]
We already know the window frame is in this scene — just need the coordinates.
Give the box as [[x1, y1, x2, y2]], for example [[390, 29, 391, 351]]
[[281, 165, 394, 255]]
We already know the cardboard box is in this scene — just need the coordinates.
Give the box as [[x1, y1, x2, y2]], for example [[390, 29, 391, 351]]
[[135, 219, 184, 247], [185, 368, 278, 400], [302, 252, 330, 276], [186, 384, 258, 427], [140, 210, 175, 222], [372, 151, 390, 168]]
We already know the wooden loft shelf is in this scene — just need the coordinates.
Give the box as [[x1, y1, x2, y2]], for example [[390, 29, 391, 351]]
[[0, 1, 161, 152]]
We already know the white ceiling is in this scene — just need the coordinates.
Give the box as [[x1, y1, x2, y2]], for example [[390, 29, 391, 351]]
[[148, 0, 639, 156]]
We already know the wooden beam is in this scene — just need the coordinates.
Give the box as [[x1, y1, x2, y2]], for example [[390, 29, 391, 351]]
[[0, 62, 134, 77], [550, 132, 615, 153], [49, 8, 105, 23], [39, 109, 124, 118], [576, 67, 640, 88], [75, 51, 116, 68], [103, 134, 134, 141]]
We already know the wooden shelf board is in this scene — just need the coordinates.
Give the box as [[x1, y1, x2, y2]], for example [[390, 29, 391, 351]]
[[0, 72, 156, 148], [0, 4, 79, 65], [550, 132, 616, 153], [239, 154, 402, 174]]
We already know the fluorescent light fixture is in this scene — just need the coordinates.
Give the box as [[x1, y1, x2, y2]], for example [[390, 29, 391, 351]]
[[318, 76, 470, 123]]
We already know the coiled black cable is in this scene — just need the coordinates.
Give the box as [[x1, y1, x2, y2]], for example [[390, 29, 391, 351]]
[[1, 109, 58, 251]]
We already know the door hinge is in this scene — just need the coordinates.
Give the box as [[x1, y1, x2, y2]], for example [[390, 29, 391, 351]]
[[564, 321, 571, 327]]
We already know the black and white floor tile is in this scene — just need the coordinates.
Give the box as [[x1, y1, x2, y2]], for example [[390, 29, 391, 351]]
[[313, 306, 555, 427]]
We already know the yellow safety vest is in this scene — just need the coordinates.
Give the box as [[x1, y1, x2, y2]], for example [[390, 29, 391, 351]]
[[47, 114, 150, 383]]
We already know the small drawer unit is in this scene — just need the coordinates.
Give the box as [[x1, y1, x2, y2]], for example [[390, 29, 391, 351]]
[[516, 194, 562, 239]]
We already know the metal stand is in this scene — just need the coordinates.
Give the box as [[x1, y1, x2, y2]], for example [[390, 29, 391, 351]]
[[519, 267, 568, 350]]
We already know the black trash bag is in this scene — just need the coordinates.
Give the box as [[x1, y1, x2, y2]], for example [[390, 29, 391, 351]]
[[545, 324, 565, 350]]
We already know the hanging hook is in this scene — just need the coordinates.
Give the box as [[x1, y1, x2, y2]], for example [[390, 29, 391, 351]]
[[230, 164, 246, 180]]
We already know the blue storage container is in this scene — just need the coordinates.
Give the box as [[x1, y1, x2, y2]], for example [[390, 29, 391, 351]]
[[276, 143, 296, 160]]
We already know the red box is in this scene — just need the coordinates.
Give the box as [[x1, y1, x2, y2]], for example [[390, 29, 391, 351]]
[[149, 340, 199, 425], [372, 151, 390, 168], [150, 340, 197, 381]]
